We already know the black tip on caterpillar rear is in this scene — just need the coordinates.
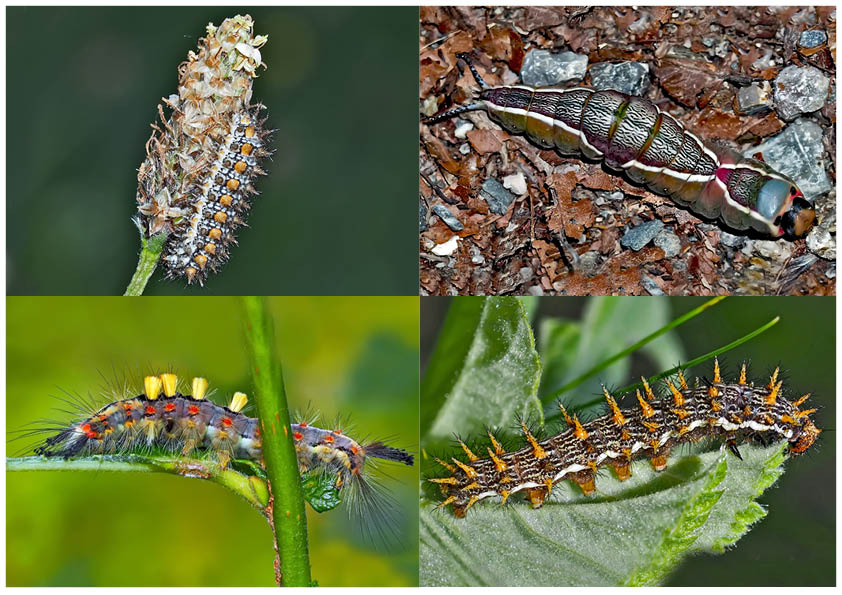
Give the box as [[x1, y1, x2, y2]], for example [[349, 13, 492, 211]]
[[365, 441, 414, 466], [33, 429, 86, 458]]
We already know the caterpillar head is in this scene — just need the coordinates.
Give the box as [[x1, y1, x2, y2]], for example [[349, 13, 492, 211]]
[[748, 163, 816, 238]]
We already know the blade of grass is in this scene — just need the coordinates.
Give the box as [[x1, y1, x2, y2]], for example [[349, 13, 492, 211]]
[[567, 316, 780, 413], [543, 297, 726, 405], [241, 296, 312, 587]]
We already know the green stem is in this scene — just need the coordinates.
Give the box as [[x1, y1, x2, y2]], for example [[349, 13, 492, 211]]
[[544, 296, 726, 405], [240, 296, 311, 587], [7, 455, 269, 509], [124, 229, 168, 296]]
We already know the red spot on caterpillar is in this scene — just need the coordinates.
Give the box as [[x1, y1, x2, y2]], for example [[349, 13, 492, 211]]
[[80, 424, 97, 439], [351, 445, 359, 455], [222, 417, 232, 427], [145, 405, 156, 415], [299, 421, 307, 427], [324, 435, 334, 443], [164, 403, 176, 412], [293, 432, 303, 441], [123, 403, 133, 411], [187, 405, 200, 415]]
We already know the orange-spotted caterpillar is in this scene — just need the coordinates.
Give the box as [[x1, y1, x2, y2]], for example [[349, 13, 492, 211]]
[[26, 373, 413, 534], [135, 15, 273, 285], [424, 53, 816, 239], [430, 359, 819, 517]]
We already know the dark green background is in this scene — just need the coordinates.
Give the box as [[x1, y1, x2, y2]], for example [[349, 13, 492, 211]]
[[421, 296, 835, 587], [7, 296, 419, 586], [6, 7, 418, 296]]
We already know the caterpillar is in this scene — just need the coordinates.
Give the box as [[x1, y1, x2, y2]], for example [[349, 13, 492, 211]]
[[24, 373, 414, 538], [135, 15, 272, 285], [423, 53, 816, 239], [429, 359, 819, 518]]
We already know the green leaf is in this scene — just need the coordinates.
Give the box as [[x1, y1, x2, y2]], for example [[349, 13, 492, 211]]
[[420, 443, 788, 587], [300, 470, 342, 513], [421, 297, 542, 447]]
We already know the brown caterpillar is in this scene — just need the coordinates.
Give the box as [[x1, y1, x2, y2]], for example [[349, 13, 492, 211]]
[[25, 373, 413, 539], [430, 359, 819, 517]]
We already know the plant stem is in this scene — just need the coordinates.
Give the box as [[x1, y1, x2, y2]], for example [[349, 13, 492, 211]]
[[241, 296, 311, 587], [124, 229, 168, 296], [7, 454, 269, 510]]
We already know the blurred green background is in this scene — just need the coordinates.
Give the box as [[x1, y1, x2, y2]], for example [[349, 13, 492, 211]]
[[421, 296, 835, 587], [6, 7, 418, 295], [7, 296, 419, 586]]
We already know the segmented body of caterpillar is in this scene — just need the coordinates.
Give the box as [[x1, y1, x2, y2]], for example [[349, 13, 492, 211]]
[[430, 360, 819, 518], [423, 54, 816, 239], [33, 374, 414, 488]]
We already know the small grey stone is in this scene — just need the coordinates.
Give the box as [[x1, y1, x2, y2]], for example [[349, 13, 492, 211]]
[[527, 284, 545, 296], [641, 275, 665, 296], [653, 229, 681, 258], [806, 224, 836, 261], [577, 251, 602, 277], [750, 118, 832, 201], [736, 82, 773, 115], [521, 49, 588, 87], [620, 220, 664, 251], [432, 204, 464, 231], [481, 178, 516, 215], [589, 61, 650, 96], [799, 29, 827, 50], [519, 267, 534, 282], [720, 231, 746, 248], [773, 65, 830, 121], [419, 202, 428, 232]]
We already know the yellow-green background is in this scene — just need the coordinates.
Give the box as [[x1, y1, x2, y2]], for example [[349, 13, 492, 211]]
[[7, 296, 419, 586]]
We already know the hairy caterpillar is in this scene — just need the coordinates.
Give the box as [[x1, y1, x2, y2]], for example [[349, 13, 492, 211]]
[[23, 373, 413, 540], [430, 359, 819, 517], [423, 53, 816, 239]]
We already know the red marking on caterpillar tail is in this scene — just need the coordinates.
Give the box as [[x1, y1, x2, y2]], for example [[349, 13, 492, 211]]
[[431, 359, 819, 517]]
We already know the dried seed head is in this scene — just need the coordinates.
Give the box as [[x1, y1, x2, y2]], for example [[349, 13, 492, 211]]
[[135, 14, 271, 285]]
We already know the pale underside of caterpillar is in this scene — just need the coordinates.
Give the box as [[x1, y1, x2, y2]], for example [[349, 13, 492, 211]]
[[32, 373, 414, 491], [137, 108, 273, 285], [430, 360, 819, 518], [424, 54, 816, 239]]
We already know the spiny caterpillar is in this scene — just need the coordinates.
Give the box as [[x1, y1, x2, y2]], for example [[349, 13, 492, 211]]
[[135, 15, 273, 285], [424, 53, 816, 239], [27, 373, 414, 532], [430, 359, 819, 517]]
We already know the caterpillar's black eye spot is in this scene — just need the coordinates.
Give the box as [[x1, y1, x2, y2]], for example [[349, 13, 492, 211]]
[[774, 215, 782, 226]]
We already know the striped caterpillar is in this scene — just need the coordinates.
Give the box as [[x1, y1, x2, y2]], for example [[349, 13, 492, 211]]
[[26, 373, 414, 534], [424, 54, 816, 239], [430, 359, 819, 517]]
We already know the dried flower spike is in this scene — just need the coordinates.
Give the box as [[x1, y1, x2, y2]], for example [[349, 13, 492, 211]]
[[135, 14, 272, 285]]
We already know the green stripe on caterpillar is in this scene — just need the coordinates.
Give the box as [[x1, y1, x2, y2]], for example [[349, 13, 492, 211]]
[[24, 373, 413, 542], [423, 53, 816, 239], [429, 359, 819, 517]]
